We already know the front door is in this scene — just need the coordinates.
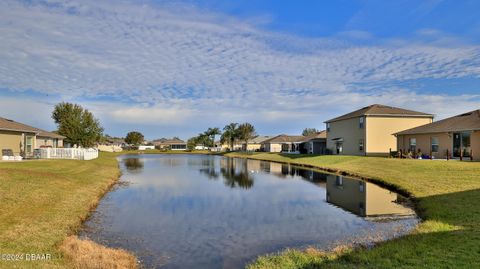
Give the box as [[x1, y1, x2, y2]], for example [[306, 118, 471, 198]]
[[453, 132, 471, 158]]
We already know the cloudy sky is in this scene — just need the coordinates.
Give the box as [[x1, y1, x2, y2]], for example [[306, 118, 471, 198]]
[[1, 0, 479, 140]]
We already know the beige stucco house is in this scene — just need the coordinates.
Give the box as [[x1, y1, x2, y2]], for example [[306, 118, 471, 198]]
[[0, 117, 65, 158], [241, 135, 274, 151], [395, 109, 480, 160], [261, 134, 306, 153], [36, 130, 65, 148], [153, 138, 187, 150], [325, 104, 433, 156]]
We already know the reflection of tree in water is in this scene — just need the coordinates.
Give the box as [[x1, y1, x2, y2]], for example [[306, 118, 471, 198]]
[[123, 158, 144, 172], [198, 158, 220, 180], [220, 158, 254, 189]]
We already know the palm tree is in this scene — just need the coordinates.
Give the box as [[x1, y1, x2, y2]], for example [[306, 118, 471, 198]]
[[237, 122, 256, 151], [221, 123, 239, 151], [206, 127, 221, 147]]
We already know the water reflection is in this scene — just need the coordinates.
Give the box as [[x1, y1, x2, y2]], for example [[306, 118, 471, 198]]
[[123, 157, 144, 172], [84, 155, 418, 269], [326, 175, 415, 219], [219, 158, 254, 189]]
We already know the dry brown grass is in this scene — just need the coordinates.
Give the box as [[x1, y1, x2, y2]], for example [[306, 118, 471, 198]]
[[60, 236, 138, 269]]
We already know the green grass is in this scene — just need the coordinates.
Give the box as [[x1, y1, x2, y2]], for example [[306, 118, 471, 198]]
[[0, 152, 122, 268], [221, 153, 480, 269]]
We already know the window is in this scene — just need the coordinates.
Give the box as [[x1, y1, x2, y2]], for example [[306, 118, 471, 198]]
[[409, 138, 416, 153], [359, 139, 364, 152], [25, 136, 33, 153], [326, 123, 330, 132], [335, 176, 343, 186], [431, 137, 439, 153], [359, 117, 364, 129]]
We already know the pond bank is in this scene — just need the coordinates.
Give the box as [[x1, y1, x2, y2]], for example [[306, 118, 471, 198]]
[[0, 152, 138, 268]]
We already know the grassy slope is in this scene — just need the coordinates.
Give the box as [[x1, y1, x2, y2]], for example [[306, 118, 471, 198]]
[[221, 153, 480, 269], [0, 152, 123, 268]]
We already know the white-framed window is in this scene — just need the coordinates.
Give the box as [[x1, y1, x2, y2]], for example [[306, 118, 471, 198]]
[[326, 123, 330, 132], [359, 117, 364, 129], [359, 139, 364, 151], [431, 137, 439, 153]]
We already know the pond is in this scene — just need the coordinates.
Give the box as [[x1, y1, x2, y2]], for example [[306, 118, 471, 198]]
[[81, 154, 418, 269]]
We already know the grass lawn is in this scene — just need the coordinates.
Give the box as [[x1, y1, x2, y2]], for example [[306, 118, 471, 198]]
[[222, 152, 480, 269], [0, 152, 137, 268]]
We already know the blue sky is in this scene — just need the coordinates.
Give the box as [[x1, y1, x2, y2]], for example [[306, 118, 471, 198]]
[[0, 0, 479, 140]]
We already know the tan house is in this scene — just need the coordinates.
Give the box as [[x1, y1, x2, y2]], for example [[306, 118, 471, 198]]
[[241, 135, 274, 151], [261, 134, 306, 153], [0, 117, 65, 158], [395, 109, 480, 160], [153, 138, 187, 150], [36, 129, 65, 148], [325, 104, 433, 156], [0, 117, 38, 158]]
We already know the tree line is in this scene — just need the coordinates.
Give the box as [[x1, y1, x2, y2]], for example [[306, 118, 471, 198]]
[[187, 122, 256, 151]]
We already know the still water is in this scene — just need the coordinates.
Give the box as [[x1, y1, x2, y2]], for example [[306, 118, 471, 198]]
[[81, 154, 418, 269]]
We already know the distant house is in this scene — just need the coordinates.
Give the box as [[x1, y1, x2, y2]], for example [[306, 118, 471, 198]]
[[395, 110, 480, 160], [302, 131, 327, 154], [260, 132, 327, 154], [153, 138, 187, 150], [35, 129, 65, 148], [0, 117, 65, 158], [325, 104, 433, 156], [261, 134, 307, 153], [241, 135, 274, 151]]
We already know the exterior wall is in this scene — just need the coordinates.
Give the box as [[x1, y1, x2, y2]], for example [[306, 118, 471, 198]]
[[36, 137, 63, 148], [397, 133, 451, 159], [472, 131, 480, 161], [264, 143, 282, 152], [397, 131, 480, 160], [245, 143, 262, 151], [0, 131, 23, 155], [366, 116, 433, 155], [326, 117, 366, 156], [0, 131, 36, 157]]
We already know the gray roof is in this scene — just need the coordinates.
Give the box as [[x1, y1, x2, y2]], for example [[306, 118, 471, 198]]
[[247, 135, 275, 144], [153, 138, 186, 145], [325, 104, 433, 123], [395, 110, 480, 135]]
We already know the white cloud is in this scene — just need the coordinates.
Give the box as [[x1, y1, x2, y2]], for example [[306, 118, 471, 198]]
[[0, 0, 479, 138]]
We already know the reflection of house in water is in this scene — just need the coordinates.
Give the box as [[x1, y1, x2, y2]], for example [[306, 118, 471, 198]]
[[260, 161, 327, 186], [326, 175, 415, 219]]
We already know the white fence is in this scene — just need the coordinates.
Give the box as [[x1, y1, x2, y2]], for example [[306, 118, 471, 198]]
[[37, 148, 99, 160]]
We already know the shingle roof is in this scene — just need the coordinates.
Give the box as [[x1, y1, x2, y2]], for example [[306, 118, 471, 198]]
[[247, 135, 275, 144], [262, 134, 307, 144], [0, 117, 40, 133], [153, 138, 186, 145], [325, 104, 433, 123], [395, 110, 480, 135], [36, 129, 66, 139], [305, 131, 327, 140]]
